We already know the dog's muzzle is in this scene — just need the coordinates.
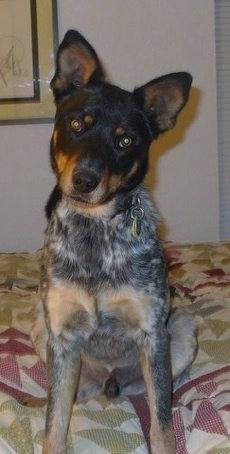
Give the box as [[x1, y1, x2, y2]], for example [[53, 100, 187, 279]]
[[72, 170, 100, 194]]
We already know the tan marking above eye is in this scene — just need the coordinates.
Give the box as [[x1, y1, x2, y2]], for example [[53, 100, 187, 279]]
[[115, 126, 125, 136], [84, 114, 94, 125]]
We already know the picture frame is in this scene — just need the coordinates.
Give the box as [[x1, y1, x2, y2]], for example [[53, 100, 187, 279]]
[[0, 0, 58, 124]]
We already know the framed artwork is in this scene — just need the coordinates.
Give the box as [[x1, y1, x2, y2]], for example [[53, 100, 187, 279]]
[[0, 0, 58, 124]]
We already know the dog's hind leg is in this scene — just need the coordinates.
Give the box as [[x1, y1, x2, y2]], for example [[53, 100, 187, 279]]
[[140, 324, 175, 454], [30, 297, 48, 363]]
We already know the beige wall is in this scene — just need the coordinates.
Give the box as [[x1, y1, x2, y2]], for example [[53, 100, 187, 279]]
[[0, 0, 219, 251]]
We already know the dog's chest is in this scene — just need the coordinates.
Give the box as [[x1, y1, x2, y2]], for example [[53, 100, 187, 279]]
[[46, 278, 154, 361], [49, 208, 161, 291], [44, 202, 169, 347]]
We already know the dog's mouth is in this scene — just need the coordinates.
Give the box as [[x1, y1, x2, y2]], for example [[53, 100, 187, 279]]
[[58, 161, 134, 213], [64, 175, 113, 208], [58, 165, 107, 206], [63, 187, 118, 218], [56, 150, 140, 211], [61, 168, 125, 208], [67, 191, 109, 206]]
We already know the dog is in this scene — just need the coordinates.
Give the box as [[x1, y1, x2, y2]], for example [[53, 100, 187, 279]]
[[31, 29, 197, 454]]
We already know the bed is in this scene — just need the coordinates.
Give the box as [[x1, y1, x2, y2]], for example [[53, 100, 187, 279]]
[[0, 241, 229, 453]]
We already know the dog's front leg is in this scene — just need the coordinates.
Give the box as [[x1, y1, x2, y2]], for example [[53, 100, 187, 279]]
[[140, 323, 175, 454], [43, 332, 80, 454]]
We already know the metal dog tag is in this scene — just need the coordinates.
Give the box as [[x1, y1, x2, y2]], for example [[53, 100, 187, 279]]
[[130, 197, 144, 237]]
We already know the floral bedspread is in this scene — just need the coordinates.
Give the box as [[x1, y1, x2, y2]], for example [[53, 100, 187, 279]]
[[0, 242, 230, 453]]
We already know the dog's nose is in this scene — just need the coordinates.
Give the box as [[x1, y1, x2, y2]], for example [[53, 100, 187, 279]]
[[72, 170, 99, 193]]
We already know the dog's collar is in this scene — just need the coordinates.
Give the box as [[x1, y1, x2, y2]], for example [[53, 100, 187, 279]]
[[62, 191, 145, 237]]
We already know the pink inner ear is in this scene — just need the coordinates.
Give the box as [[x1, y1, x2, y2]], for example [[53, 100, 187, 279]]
[[148, 93, 167, 114], [60, 48, 86, 86], [70, 65, 84, 87], [143, 81, 187, 132], [51, 47, 100, 95]]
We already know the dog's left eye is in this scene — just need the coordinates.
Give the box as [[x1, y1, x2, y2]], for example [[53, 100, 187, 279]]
[[119, 136, 134, 148], [70, 118, 85, 133]]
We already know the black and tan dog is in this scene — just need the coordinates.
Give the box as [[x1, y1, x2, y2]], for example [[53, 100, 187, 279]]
[[32, 30, 197, 453]]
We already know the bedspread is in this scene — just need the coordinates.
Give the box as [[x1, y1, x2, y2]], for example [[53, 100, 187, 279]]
[[0, 241, 229, 453]]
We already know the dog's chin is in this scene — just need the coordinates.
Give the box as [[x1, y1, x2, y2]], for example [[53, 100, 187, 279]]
[[64, 191, 116, 218], [67, 191, 109, 206]]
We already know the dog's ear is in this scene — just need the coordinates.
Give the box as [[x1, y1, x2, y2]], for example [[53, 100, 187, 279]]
[[134, 72, 192, 136], [50, 29, 104, 101]]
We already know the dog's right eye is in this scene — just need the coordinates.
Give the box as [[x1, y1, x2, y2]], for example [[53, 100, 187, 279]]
[[70, 118, 85, 133], [119, 136, 134, 149]]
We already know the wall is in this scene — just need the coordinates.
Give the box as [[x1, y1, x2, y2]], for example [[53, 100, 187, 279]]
[[0, 0, 219, 251]]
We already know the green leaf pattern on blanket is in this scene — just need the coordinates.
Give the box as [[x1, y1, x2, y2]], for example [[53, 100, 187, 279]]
[[208, 450, 230, 454], [0, 307, 12, 325], [199, 339, 230, 364], [70, 397, 145, 452], [201, 319, 230, 339], [73, 408, 136, 427], [77, 429, 144, 453], [34, 429, 75, 454], [0, 399, 45, 417], [0, 417, 34, 454]]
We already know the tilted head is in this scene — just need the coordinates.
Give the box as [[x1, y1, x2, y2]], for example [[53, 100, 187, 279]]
[[50, 29, 192, 211]]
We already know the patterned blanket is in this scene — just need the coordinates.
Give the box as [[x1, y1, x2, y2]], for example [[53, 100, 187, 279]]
[[0, 242, 229, 453]]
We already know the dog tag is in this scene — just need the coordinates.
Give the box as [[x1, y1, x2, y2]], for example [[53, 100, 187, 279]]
[[131, 215, 140, 237], [130, 197, 144, 237]]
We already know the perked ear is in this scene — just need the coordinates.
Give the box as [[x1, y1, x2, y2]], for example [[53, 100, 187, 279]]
[[134, 72, 192, 136], [50, 29, 104, 101]]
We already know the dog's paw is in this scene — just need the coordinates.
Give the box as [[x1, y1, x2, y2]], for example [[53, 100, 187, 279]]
[[22, 395, 47, 407], [150, 428, 175, 454]]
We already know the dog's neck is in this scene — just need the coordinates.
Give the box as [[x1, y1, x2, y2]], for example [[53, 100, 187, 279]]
[[61, 185, 145, 223]]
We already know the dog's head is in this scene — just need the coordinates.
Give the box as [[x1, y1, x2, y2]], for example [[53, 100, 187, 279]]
[[50, 30, 192, 210]]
